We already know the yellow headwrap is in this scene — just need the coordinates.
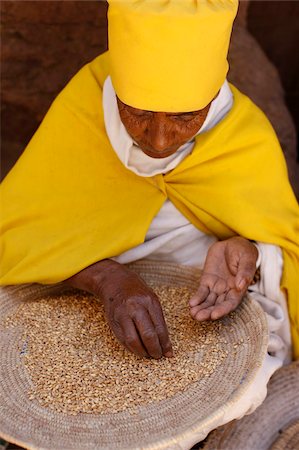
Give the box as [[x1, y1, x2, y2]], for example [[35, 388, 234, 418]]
[[108, 0, 238, 112], [1, 53, 299, 358]]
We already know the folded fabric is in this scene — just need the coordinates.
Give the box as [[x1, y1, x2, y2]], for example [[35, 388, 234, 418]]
[[1, 52, 298, 357]]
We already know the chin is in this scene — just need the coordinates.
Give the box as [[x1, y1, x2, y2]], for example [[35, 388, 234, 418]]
[[140, 147, 179, 159]]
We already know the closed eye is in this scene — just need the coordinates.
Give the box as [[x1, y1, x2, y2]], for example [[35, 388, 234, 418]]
[[171, 114, 198, 121], [129, 109, 153, 118]]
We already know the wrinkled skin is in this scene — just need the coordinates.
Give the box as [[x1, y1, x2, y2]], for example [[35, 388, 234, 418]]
[[189, 237, 258, 320], [66, 259, 173, 359], [117, 96, 211, 158], [66, 238, 257, 358], [65, 99, 258, 359]]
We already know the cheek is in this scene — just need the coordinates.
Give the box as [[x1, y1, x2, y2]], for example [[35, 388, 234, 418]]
[[172, 119, 203, 141], [119, 112, 205, 145], [119, 114, 148, 139]]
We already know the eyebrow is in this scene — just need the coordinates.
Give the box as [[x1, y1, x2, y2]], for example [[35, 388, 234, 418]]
[[129, 107, 199, 116], [168, 111, 199, 116]]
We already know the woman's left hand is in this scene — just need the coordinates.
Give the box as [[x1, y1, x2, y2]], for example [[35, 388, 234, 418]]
[[189, 237, 258, 321]]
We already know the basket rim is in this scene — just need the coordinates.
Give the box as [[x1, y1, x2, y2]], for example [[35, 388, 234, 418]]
[[0, 260, 269, 450]]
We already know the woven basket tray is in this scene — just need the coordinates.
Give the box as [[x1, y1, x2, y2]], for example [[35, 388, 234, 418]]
[[203, 361, 299, 450], [270, 419, 299, 450], [0, 260, 268, 450]]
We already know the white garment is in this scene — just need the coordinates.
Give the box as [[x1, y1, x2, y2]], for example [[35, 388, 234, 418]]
[[103, 76, 233, 177], [102, 77, 292, 448], [103, 76, 231, 265]]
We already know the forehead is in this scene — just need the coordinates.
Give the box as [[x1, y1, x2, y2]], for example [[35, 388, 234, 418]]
[[117, 97, 203, 115]]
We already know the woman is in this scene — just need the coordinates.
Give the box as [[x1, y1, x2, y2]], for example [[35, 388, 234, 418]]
[[66, 77, 260, 360], [1, 0, 298, 418]]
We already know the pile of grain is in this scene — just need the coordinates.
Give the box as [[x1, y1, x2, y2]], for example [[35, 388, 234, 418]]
[[4, 285, 229, 415]]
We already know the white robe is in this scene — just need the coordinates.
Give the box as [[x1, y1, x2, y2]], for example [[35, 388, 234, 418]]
[[102, 76, 292, 438]]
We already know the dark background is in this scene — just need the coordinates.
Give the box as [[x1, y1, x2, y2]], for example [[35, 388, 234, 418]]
[[1, 0, 299, 192], [248, 1, 299, 155]]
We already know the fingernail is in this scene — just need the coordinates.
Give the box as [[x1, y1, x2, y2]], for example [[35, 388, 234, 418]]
[[165, 351, 174, 358]]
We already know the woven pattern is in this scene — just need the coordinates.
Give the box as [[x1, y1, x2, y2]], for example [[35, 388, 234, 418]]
[[270, 420, 299, 450], [0, 260, 268, 450], [203, 361, 299, 450]]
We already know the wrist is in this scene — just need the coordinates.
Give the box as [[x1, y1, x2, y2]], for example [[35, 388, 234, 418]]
[[65, 259, 122, 297], [88, 259, 124, 297], [226, 236, 259, 265], [229, 236, 258, 252]]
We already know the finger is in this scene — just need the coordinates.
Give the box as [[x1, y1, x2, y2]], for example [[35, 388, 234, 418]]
[[109, 320, 126, 348], [210, 301, 237, 320], [189, 285, 210, 307], [194, 305, 215, 321], [209, 293, 230, 319], [225, 289, 244, 308], [190, 290, 217, 316], [148, 301, 173, 357], [191, 291, 217, 320], [132, 308, 163, 359], [119, 316, 149, 358], [235, 259, 256, 291], [211, 291, 242, 320]]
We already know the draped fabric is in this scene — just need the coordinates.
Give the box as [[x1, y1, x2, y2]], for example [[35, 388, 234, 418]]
[[1, 53, 298, 357]]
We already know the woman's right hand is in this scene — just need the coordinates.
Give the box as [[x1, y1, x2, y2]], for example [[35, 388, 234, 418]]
[[65, 259, 173, 359]]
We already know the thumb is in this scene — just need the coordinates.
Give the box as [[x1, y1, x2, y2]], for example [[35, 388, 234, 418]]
[[235, 257, 256, 291]]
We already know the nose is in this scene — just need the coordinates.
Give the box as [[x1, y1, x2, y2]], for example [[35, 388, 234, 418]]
[[148, 114, 172, 152]]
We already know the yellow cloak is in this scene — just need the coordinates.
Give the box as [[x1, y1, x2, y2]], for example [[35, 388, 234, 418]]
[[1, 53, 299, 357]]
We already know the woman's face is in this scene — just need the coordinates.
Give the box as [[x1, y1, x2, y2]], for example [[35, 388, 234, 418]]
[[117, 97, 211, 159]]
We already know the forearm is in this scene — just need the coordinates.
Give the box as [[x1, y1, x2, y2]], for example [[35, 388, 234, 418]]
[[64, 258, 123, 298]]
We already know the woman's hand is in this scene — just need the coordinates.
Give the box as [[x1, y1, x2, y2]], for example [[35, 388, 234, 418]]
[[189, 237, 258, 321], [65, 260, 173, 359]]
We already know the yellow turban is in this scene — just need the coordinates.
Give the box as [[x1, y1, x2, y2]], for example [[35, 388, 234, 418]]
[[108, 0, 238, 112]]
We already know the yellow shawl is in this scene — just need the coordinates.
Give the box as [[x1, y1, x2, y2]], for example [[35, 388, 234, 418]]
[[1, 53, 299, 357]]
